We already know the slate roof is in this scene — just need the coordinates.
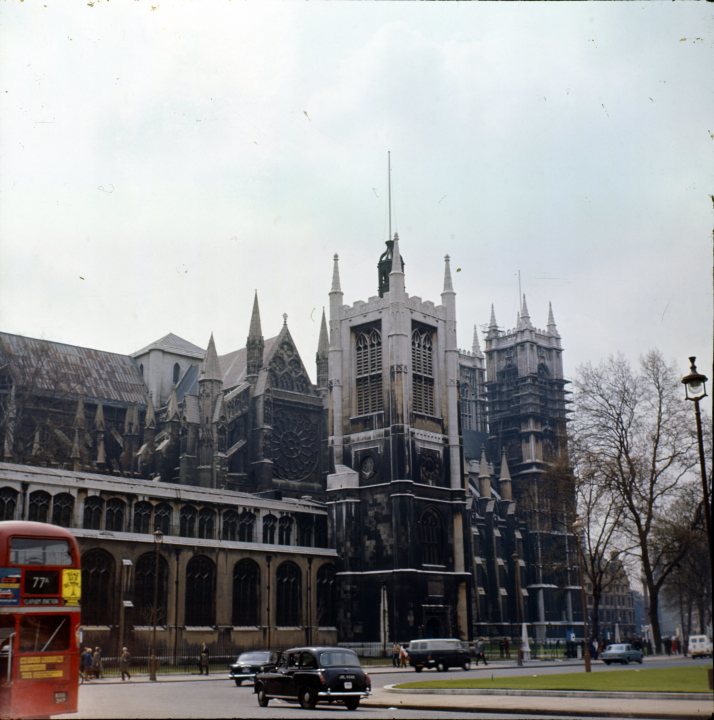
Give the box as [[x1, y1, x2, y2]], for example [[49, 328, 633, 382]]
[[0, 332, 148, 406], [131, 333, 205, 359]]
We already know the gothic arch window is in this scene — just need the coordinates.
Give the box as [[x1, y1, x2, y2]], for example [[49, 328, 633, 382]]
[[105, 498, 125, 532], [133, 501, 153, 534], [83, 496, 104, 530], [139, 363, 144, 377], [232, 559, 260, 626], [354, 326, 383, 415], [412, 326, 435, 416], [0, 488, 17, 521], [81, 548, 115, 625], [52, 493, 74, 528], [418, 508, 443, 566], [222, 509, 238, 541], [185, 555, 215, 626], [238, 511, 255, 543], [154, 503, 172, 535], [262, 514, 276, 544], [173, 363, 180, 384], [134, 552, 168, 626], [316, 564, 337, 627], [276, 561, 301, 627], [28, 490, 50, 523], [278, 516, 293, 546], [314, 516, 328, 548], [180, 505, 197, 538], [198, 508, 215, 539]]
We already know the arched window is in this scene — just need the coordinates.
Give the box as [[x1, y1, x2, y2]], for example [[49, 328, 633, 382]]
[[412, 327, 435, 415], [314, 516, 328, 548], [52, 493, 74, 528], [105, 498, 125, 532], [198, 508, 215, 539], [134, 552, 168, 626], [133, 501, 153, 534], [83, 496, 104, 530], [172, 363, 181, 384], [354, 327, 383, 414], [232, 559, 260, 626], [81, 549, 115, 625], [180, 505, 197, 537], [278, 516, 293, 545], [154, 503, 172, 535], [262, 515, 276, 544], [222, 509, 238, 541], [316, 564, 337, 627], [0, 488, 17, 521], [28, 490, 50, 523], [185, 555, 215, 626], [238, 511, 255, 542], [276, 561, 301, 627], [139, 363, 144, 377], [418, 508, 443, 566]]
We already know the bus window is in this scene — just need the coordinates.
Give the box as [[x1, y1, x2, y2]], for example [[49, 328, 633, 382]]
[[19, 615, 70, 653], [10, 538, 72, 566]]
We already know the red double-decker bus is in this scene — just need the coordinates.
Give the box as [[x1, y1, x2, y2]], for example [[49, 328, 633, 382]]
[[0, 521, 81, 719]]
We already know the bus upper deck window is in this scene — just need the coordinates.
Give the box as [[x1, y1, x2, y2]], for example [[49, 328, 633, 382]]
[[9, 538, 73, 566]]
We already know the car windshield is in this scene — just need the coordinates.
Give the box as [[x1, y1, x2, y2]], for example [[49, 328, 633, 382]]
[[606, 645, 625, 652], [237, 652, 271, 662], [319, 651, 361, 668]]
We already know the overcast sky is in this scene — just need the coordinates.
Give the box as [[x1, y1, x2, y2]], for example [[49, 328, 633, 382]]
[[1, 2, 712, 403]]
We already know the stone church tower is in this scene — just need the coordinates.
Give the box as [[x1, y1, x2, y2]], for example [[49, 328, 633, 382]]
[[326, 236, 471, 645]]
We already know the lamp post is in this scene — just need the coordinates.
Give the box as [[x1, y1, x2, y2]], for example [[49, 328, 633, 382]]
[[149, 527, 163, 682], [681, 357, 712, 581], [572, 517, 592, 673]]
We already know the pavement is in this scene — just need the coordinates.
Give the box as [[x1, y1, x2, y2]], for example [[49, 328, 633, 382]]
[[84, 657, 714, 719]]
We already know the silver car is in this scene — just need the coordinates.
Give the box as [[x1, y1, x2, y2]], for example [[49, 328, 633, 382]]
[[600, 643, 643, 665]]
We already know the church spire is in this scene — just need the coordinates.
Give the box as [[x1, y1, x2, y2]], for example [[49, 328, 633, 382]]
[[316, 308, 329, 391], [247, 292, 265, 382], [442, 254, 454, 293], [547, 301, 560, 337], [518, 294, 532, 329], [472, 324, 483, 358], [499, 448, 513, 501], [200, 333, 222, 382], [478, 446, 491, 498], [331, 254, 342, 293]]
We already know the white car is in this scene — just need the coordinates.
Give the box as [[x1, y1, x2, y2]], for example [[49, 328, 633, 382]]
[[687, 635, 713, 658]]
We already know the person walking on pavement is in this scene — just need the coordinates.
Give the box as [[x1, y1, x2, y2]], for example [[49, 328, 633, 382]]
[[119, 647, 132, 681], [80, 647, 93, 682], [391, 642, 400, 668], [92, 647, 103, 679], [199, 643, 209, 675]]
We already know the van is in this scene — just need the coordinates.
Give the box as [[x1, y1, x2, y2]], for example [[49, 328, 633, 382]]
[[687, 635, 713, 658], [406, 638, 471, 672]]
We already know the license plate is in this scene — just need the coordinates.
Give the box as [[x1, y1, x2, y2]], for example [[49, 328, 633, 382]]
[[344, 681, 352, 689]]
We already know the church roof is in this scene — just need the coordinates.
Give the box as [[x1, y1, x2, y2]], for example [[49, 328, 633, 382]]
[[0, 332, 148, 406], [131, 333, 205, 359]]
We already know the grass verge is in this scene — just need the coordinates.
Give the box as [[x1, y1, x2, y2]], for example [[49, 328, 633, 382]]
[[396, 667, 711, 693]]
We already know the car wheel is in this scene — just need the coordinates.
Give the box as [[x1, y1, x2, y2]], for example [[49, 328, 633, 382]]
[[415, 666, 423, 672], [436, 661, 446, 672], [463, 660, 471, 671], [344, 697, 360, 710], [234, 679, 242, 687], [256, 685, 269, 707], [637, 658, 643, 664], [299, 687, 317, 710], [623, 658, 629, 665]]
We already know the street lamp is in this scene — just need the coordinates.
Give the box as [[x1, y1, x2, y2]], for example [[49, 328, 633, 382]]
[[149, 527, 164, 682], [572, 517, 592, 673], [681, 357, 712, 581]]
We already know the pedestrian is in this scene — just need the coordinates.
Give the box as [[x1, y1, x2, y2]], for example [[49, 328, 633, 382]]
[[199, 643, 209, 675], [119, 646, 132, 681], [80, 647, 93, 682], [391, 642, 400, 668], [399, 643, 409, 668], [499, 637, 505, 658], [503, 636, 510, 659], [92, 647, 103, 679], [474, 638, 488, 666]]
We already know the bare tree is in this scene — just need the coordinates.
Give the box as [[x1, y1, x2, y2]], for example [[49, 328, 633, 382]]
[[570, 350, 698, 652]]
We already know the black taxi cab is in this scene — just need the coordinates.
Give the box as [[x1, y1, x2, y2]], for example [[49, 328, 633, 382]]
[[254, 646, 371, 710]]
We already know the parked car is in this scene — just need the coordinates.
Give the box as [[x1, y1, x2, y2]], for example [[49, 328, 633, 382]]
[[254, 646, 371, 710], [406, 638, 472, 672], [229, 650, 277, 686], [600, 643, 643, 665], [687, 635, 713, 658]]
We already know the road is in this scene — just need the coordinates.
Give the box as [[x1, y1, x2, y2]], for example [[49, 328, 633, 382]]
[[55, 657, 712, 720]]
